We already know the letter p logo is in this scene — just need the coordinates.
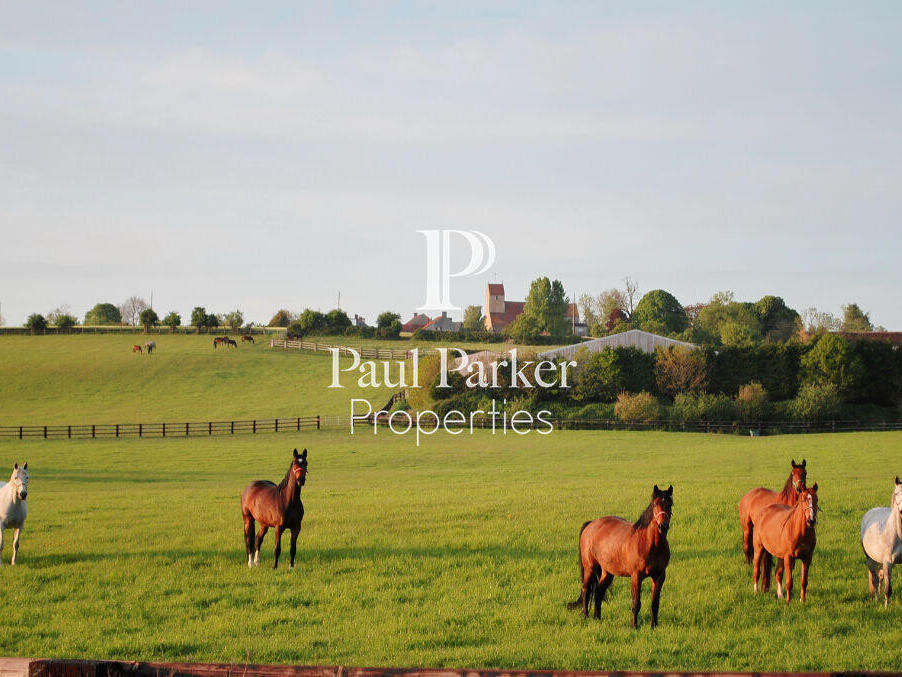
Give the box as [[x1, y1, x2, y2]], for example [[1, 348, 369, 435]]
[[417, 230, 496, 311]]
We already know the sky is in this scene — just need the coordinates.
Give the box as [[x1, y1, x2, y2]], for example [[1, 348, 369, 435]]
[[1, 1, 900, 328]]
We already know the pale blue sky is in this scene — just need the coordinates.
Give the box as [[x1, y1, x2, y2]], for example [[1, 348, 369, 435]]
[[1, 2, 900, 327]]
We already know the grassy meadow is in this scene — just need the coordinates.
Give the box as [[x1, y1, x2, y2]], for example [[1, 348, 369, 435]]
[[0, 335, 900, 671]]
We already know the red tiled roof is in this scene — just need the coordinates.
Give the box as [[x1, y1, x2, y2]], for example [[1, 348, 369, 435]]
[[401, 313, 431, 333], [487, 283, 505, 295], [486, 301, 525, 330]]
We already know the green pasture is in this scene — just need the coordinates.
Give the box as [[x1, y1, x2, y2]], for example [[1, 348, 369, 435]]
[[0, 334, 396, 424], [0, 429, 900, 671]]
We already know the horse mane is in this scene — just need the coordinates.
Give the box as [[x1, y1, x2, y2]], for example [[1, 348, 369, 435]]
[[277, 462, 293, 491], [633, 500, 655, 530]]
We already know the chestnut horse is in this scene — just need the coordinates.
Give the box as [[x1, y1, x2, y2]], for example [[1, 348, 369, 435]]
[[241, 448, 308, 569], [753, 483, 818, 603], [568, 485, 673, 628], [738, 459, 807, 564], [241, 335, 255, 343], [131, 345, 142, 353]]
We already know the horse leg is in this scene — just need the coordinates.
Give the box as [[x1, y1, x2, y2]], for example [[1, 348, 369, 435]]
[[752, 545, 763, 592], [867, 559, 879, 599], [774, 557, 783, 599], [884, 563, 893, 607], [762, 552, 772, 592], [799, 556, 810, 602], [243, 514, 255, 567], [650, 572, 666, 628], [11, 527, 21, 565], [630, 574, 642, 628], [580, 563, 597, 618], [272, 526, 283, 569], [783, 557, 794, 603], [742, 521, 754, 565], [0, 528, 4, 566], [289, 527, 300, 569], [593, 571, 614, 620], [254, 525, 268, 566]]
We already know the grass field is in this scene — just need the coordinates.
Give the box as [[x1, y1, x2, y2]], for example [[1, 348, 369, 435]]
[[1, 335, 900, 671]]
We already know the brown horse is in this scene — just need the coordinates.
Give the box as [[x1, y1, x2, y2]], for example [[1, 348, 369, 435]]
[[241, 335, 255, 343], [738, 459, 807, 564], [568, 485, 673, 628], [131, 345, 142, 353], [753, 483, 818, 602], [241, 448, 308, 569]]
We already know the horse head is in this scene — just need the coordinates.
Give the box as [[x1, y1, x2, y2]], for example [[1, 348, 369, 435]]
[[790, 459, 808, 493], [800, 483, 818, 527], [10, 462, 28, 501], [291, 448, 309, 487], [651, 484, 674, 535], [892, 476, 902, 518]]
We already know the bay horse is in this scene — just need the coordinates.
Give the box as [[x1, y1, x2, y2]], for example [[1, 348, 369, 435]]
[[226, 338, 238, 348], [0, 463, 28, 565], [241, 335, 255, 343], [753, 483, 818, 603], [860, 476, 902, 605], [568, 484, 673, 628], [213, 337, 227, 349], [738, 459, 807, 564], [241, 449, 308, 569], [132, 345, 142, 353]]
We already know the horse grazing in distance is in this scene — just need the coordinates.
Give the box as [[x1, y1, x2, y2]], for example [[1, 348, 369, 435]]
[[753, 483, 818, 603], [226, 338, 238, 348], [144, 340, 156, 354], [860, 476, 902, 605], [568, 485, 673, 628], [0, 463, 29, 565], [213, 337, 227, 349], [241, 449, 308, 569], [241, 335, 255, 343], [739, 459, 807, 564], [132, 345, 142, 353]]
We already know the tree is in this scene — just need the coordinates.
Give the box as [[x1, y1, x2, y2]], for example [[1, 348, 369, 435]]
[[84, 302, 122, 326], [377, 312, 401, 329], [801, 307, 840, 334], [140, 308, 159, 331], [191, 307, 208, 329], [841, 303, 873, 332], [163, 312, 181, 331], [224, 310, 244, 331], [298, 309, 327, 334], [55, 314, 78, 331], [25, 313, 47, 333], [755, 295, 801, 342], [623, 277, 639, 317], [268, 309, 293, 327], [324, 309, 351, 334], [462, 305, 485, 331], [654, 347, 709, 399], [507, 277, 569, 342], [800, 333, 865, 395], [119, 297, 148, 326], [694, 292, 763, 346], [632, 289, 688, 335], [46, 305, 72, 326]]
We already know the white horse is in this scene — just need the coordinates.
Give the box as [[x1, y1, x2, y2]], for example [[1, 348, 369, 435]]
[[0, 462, 28, 565], [860, 475, 902, 605]]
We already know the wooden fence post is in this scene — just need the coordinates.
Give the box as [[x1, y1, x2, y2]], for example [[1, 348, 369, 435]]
[[92, 424, 96, 438], [231, 421, 235, 434], [316, 415, 321, 430], [162, 423, 166, 437], [43, 425, 47, 439], [139, 423, 142, 437], [297, 417, 301, 431], [185, 422, 189, 436], [275, 419, 279, 433], [19, 426, 22, 439], [208, 421, 212, 435], [68, 425, 72, 438], [252, 420, 256, 434], [115, 424, 119, 438]]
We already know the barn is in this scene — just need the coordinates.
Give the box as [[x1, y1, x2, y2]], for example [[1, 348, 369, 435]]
[[537, 329, 699, 361]]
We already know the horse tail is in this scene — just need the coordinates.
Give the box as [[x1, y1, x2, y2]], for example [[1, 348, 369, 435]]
[[567, 520, 594, 610], [744, 522, 754, 565]]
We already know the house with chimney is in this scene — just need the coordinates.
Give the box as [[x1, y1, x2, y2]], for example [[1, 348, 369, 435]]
[[483, 283, 585, 335], [401, 311, 462, 333]]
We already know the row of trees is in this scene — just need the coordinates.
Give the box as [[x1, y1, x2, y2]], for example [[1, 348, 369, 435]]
[[579, 279, 880, 347], [24, 300, 247, 333], [269, 308, 403, 339]]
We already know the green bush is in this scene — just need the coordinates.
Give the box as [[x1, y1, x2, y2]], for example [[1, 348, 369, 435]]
[[800, 334, 865, 395], [736, 382, 769, 422], [25, 313, 47, 333], [790, 383, 842, 421], [671, 392, 736, 423], [571, 347, 656, 403], [632, 289, 688, 335], [614, 391, 661, 423], [708, 344, 802, 401]]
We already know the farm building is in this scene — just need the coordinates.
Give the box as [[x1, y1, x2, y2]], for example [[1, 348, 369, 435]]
[[402, 313, 432, 333], [402, 311, 462, 333], [483, 283, 586, 335], [537, 329, 699, 361]]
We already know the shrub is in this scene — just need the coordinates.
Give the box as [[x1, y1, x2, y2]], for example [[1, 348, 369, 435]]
[[614, 391, 661, 423], [139, 308, 159, 330], [736, 382, 769, 422], [571, 347, 656, 403], [84, 302, 121, 326], [163, 312, 181, 330], [801, 334, 865, 396], [25, 313, 47, 333], [654, 346, 709, 399], [54, 314, 77, 330], [671, 392, 737, 423], [790, 383, 842, 421]]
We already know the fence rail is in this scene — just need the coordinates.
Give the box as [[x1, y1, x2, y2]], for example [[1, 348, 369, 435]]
[[270, 338, 436, 360], [0, 416, 322, 440], [0, 326, 287, 336], [2, 413, 901, 441]]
